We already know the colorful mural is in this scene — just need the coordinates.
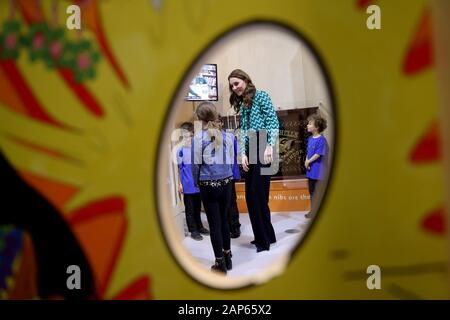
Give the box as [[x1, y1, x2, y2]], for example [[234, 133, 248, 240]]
[[0, 0, 448, 299], [0, 0, 148, 299]]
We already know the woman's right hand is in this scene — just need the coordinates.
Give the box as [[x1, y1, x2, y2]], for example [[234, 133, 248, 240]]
[[178, 182, 183, 194], [242, 155, 249, 172]]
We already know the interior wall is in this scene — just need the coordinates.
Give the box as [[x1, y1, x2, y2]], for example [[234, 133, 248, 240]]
[[173, 25, 333, 144]]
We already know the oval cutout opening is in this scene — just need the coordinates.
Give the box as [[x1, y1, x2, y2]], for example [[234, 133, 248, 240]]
[[156, 22, 335, 289]]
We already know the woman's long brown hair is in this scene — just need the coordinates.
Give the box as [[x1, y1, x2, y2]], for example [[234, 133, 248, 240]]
[[228, 69, 256, 113]]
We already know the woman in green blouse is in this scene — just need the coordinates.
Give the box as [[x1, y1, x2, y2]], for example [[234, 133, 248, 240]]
[[228, 69, 279, 252]]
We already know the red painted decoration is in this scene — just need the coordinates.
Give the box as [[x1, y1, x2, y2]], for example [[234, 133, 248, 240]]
[[410, 121, 441, 163], [403, 9, 433, 75], [421, 207, 446, 235]]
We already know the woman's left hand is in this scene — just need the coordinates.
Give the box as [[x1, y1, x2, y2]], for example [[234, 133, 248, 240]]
[[305, 159, 310, 170], [264, 145, 273, 164]]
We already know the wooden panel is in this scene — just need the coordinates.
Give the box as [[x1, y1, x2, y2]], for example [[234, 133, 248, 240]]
[[236, 178, 311, 213]]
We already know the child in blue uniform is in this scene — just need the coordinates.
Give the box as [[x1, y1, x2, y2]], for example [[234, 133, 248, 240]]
[[177, 122, 210, 240], [304, 113, 328, 218], [229, 133, 242, 238], [218, 116, 241, 238]]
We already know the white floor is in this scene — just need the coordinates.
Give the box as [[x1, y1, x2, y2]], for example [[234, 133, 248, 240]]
[[182, 211, 311, 277]]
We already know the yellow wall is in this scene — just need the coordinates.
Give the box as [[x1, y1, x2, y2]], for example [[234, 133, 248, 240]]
[[0, 0, 448, 299]]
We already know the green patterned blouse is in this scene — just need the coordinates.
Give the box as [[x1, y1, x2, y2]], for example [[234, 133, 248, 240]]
[[239, 90, 279, 155]]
